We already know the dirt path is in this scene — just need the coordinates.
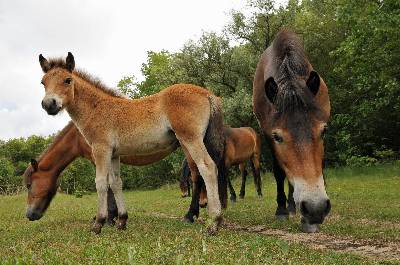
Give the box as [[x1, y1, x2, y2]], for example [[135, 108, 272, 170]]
[[146, 212, 400, 261]]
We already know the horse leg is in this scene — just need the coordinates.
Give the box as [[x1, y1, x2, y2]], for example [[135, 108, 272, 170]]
[[180, 159, 191, 198], [107, 188, 118, 226], [199, 182, 208, 208], [182, 140, 222, 234], [228, 174, 237, 203], [273, 156, 289, 220], [109, 157, 128, 230], [251, 155, 263, 197], [91, 147, 112, 234], [182, 155, 201, 223], [238, 163, 247, 199], [287, 182, 296, 216]]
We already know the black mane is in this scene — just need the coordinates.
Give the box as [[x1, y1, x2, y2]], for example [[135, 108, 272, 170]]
[[272, 30, 322, 140]]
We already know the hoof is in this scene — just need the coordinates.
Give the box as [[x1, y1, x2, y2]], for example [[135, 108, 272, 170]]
[[239, 194, 244, 199], [117, 221, 127, 230], [257, 193, 263, 198], [230, 196, 237, 203], [117, 213, 128, 230], [107, 218, 116, 226], [182, 212, 195, 223], [288, 207, 296, 217], [205, 216, 222, 236], [91, 222, 103, 234]]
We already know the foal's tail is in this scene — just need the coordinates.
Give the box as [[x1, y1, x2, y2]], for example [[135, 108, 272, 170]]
[[204, 95, 228, 208]]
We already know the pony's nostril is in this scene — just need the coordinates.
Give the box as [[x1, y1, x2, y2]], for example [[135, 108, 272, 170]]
[[300, 201, 309, 215], [52, 98, 56, 106], [324, 199, 331, 215], [41, 100, 45, 108]]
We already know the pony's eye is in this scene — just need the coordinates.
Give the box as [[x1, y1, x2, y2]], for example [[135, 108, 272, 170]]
[[26, 183, 31, 190], [321, 126, 328, 139], [272, 133, 283, 143], [41, 81, 44, 85], [64, 78, 72, 85]]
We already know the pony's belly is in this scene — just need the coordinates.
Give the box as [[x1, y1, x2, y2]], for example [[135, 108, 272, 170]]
[[116, 130, 177, 157]]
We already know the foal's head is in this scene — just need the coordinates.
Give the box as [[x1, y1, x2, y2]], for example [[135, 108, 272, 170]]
[[265, 71, 331, 226], [39, 52, 76, 115], [24, 159, 58, 221]]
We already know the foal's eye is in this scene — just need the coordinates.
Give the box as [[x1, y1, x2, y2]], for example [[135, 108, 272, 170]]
[[26, 183, 31, 190], [272, 133, 283, 143], [41, 81, 44, 86], [64, 78, 72, 85]]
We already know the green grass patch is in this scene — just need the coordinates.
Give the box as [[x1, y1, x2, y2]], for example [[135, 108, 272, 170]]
[[0, 163, 399, 264]]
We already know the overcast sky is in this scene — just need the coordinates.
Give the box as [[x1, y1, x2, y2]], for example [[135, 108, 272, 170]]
[[0, 0, 254, 140]]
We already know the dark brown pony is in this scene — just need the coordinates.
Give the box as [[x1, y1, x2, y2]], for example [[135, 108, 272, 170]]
[[181, 127, 262, 222], [23, 121, 173, 224], [253, 30, 331, 233]]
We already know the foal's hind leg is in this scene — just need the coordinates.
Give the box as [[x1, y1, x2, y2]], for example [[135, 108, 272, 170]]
[[251, 155, 263, 197], [181, 140, 222, 234], [239, 163, 247, 199], [110, 157, 128, 230]]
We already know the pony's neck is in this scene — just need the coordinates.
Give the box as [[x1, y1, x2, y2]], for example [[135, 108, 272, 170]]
[[38, 126, 81, 180], [66, 77, 116, 125]]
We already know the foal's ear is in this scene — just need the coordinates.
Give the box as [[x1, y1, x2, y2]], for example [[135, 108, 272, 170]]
[[31, 159, 38, 172], [306, 71, 320, 96], [66, 52, 75, 72], [39, 54, 50, 73], [264, 77, 278, 104]]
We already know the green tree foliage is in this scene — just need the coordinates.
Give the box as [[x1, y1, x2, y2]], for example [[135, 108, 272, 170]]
[[1, 0, 399, 194]]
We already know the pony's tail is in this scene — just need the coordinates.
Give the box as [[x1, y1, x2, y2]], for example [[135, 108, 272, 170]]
[[204, 95, 227, 208]]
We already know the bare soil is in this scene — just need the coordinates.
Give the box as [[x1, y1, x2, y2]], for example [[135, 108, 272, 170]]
[[148, 212, 400, 261]]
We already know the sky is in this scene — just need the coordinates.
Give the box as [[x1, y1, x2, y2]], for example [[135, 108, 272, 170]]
[[0, 0, 252, 140]]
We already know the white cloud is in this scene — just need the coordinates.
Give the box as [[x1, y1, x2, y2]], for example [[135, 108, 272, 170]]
[[0, 0, 247, 140]]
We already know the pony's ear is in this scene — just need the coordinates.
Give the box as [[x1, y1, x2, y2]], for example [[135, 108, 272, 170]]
[[306, 71, 320, 96], [66, 52, 75, 72], [39, 54, 50, 73], [31, 159, 38, 172], [265, 77, 278, 104]]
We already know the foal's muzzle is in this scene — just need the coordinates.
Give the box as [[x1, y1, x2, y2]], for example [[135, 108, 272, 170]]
[[41, 99, 61, 115]]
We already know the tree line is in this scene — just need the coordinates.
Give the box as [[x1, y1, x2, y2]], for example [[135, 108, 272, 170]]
[[1, 0, 399, 194]]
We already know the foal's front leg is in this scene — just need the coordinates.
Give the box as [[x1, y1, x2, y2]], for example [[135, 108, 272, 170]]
[[92, 148, 112, 234]]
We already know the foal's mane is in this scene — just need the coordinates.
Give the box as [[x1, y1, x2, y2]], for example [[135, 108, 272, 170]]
[[272, 30, 318, 117], [45, 57, 125, 98], [23, 121, 75, 181]]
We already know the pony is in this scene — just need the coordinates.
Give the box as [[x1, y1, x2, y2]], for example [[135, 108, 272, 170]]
[[180, 126, 262, 221], [23, 121, 174, 225], [252, 30, 331, 233], [36, 53, 227, 234]]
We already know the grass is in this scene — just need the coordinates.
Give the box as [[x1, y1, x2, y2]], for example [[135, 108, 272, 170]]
[[0, 163, 399, 264]]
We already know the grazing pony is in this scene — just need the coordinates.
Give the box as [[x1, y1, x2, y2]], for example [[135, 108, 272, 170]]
[[180, 126, 262, 221], [252, 30, 331, 233], [23, 121, 174, 225], [37, 53, 227, 234]]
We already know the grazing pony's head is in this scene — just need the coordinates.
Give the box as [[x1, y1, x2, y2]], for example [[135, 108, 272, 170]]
[[23, 159, 58, 221], [265, 31, 331, 227], [39, 52, 76, 115]]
